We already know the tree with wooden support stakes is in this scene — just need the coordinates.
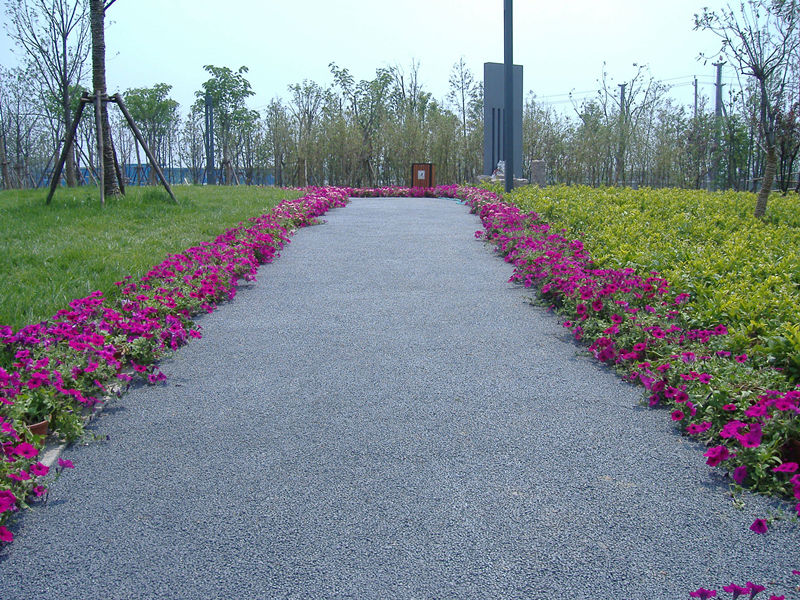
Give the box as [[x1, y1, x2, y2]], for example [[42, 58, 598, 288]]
[[47, 0, 176, 204]]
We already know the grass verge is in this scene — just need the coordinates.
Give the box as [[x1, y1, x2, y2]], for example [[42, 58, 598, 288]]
[[0, 185, 301, 330]]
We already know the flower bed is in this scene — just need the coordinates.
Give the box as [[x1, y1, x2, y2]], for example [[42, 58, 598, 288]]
[[0, 188, 349, 542], [2, 183, 798, 565], [464, 188, 799, 521]]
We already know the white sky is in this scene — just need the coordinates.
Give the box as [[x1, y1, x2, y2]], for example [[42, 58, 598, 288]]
[[1, 0, 738, 116]]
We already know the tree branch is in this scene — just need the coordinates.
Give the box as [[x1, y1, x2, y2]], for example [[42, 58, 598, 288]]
[[104, 0, 118, 10]]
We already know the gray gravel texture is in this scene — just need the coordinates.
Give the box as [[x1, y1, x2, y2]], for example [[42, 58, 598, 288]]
[[0, 197, 797, 600]]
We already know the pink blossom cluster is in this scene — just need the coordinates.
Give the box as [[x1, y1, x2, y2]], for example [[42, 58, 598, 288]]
[[344, 185, 463, 198]]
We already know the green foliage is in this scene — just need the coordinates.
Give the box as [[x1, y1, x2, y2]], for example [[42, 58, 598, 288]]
[[0, 185, 301, 330], [196, 65, 254, 120], [505, 185, 800, 369], [122, 83, 180, 162], [757, 323, 800, 384]]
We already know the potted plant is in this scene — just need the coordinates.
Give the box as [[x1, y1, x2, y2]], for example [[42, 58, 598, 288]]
[[10, 388, 58, 438]]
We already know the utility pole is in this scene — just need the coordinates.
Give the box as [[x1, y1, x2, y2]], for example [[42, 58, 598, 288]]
[[615, 83, 627, 185], [712, 61, 725, 191], [503, 0, 513, 193], [204, 92, 216, 185], [693, 77, 700, 189]]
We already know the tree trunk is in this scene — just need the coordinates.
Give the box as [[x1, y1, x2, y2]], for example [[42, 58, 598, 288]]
[[0, 122, 10, 189], [755, 144, 776, 219], [63, 95, 77, 187], [90, 0, 120, 197]]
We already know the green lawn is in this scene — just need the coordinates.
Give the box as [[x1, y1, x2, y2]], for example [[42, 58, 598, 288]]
[[0, 185, 301, 330]]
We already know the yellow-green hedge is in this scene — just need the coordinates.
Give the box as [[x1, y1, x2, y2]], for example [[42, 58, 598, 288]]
[[505, 185, 800, 374]]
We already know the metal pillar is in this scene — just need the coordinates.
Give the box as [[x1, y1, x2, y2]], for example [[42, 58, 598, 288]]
[[504, 0, 513, 193], [204, 92, 216, 185], [711, 61, 725, 191]]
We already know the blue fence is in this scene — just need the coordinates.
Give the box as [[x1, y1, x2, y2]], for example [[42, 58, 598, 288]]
[[32, 164, 275, 188]]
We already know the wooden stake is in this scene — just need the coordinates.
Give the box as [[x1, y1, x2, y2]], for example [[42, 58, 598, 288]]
[[46, 93, 90, 204], [110, 133, 125, 195]]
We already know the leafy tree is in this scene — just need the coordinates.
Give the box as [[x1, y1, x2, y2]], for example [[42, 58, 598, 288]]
[[696, 0, 800, 217], [196, 65, 254, 184], [233, 107, 260, 184], [523, 94, 571, 184], [263, 99, 291, 186], [330, 63, 392, 186], [123, 83, 179, 182], [385, 61, 434, 184], [287, 79, 324, 186]]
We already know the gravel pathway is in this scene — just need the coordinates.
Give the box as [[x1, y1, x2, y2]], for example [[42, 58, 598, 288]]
[[0, 197, 797, 599]]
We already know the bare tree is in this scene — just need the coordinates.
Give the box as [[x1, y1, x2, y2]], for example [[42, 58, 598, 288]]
[[287, 79, 324, 187], [696, 0, 800, 217], [179, 103, 205, 184], [5, 0, 89, 187], [0, 65, 43, 189], [447, 57, 480, 182], [264, 99, 291, 186]]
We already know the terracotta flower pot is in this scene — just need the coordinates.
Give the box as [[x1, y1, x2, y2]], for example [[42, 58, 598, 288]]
[[27, 419, 49, 437]]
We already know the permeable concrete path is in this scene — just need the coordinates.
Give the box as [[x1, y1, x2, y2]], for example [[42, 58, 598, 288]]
[[1, 198, 797, 599]]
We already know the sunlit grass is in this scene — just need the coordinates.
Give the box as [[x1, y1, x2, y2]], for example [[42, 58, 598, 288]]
[[0, 184, 301, 330]]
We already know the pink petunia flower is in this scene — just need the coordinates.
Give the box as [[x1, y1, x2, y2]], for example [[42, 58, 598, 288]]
[[687, 422, 713, 435], [0, 525, 13, 543], [704, 445, 731, 467], [58, 458, 75, 469], [29, 462, 49, 477], [0, 490, 17, 513], [13, 442, 37, 458], [749, 519, 768, 534], [733, 465, 748, 485], [7, 470, 31, 481], [773, 462, 799, 473], [689, 588, 717, 599], [739, 424, 763, 449], [722, 583, 749, 599]]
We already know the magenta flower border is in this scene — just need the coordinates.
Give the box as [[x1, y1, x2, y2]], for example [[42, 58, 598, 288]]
[[1, 184, 798, 566], [0, 188, 349, 543]]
